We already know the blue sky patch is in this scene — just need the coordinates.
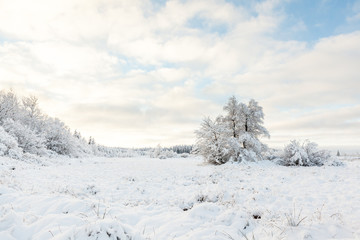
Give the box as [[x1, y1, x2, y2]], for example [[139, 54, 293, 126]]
[[276, 0, 359, 42], [187, 15, 229, 36]]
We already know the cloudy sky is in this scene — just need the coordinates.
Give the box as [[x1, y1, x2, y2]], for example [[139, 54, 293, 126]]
[[1, 0, 359, 151]]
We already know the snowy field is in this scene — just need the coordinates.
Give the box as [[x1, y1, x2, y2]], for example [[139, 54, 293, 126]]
[[0, 156, 359, 240]]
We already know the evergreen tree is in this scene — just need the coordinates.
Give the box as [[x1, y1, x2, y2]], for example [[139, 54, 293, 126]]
[[74, 130, 82, 139], [88, 136, 96, 145]]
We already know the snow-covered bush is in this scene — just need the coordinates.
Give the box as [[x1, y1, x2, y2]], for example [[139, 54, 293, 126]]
[[263, 148, 282, 161], [281, 140, 331, 166], [71, 130, 94, 156], [8, 148, 23, 159], [43, 118, 77, 156], [150, 144, 162, 158], [0, 126, 23, 158], [2, 119, 46, 155], [0, 143, 6, 155], [238, 132, 268, 161], [180, 153, 189, 158], [159, 149, 177, 159], [150, 144, 177, 159]]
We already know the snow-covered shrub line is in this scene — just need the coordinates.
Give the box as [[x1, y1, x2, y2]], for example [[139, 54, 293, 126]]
[[280, 140, 332, 166]]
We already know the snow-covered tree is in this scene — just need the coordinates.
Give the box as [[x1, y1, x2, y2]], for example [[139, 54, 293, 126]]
[[22, 95, 41, 119], [222, 97, 269, 161], [2, 119, 46, 155], [237, 99, 270, 161], [223, 96, 243, 139], [21, 95, 43, 130], [150, 144, 162, 158], [43, 118, 77, 156], [0, 89, 129, 158], [0, 90, 21, 123], [88, 136, 96, 145], [0, 91, 48, 156], [73, 130, 82, 139], [194, 116, 231, 164], [150, 144, 177, 159], [73, 130, 94, 155], [0, 126, 23, 158], [172, 145, 193, 154], [195, 96, 270, 164]]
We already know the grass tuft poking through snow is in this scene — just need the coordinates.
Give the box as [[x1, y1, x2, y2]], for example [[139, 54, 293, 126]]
[[285, 204, 307, 227]]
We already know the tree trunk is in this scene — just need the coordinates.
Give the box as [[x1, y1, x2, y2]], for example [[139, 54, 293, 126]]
[[243, 117, 248, 149], [232, 119, 236, 138]]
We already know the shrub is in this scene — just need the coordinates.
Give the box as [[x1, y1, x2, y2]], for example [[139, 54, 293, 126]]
[[43, 118, 77, 156], [0, 126, 23, 158], [281, 140, 331, 166], [2, 119, 46, 155], [150, 144, 177, 159]]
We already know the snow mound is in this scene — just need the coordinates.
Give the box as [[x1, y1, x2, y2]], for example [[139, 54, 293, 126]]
[[54, 219, 144, 240]]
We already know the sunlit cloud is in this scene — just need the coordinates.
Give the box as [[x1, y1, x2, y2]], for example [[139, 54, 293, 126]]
[[0, 0, 359, 151]]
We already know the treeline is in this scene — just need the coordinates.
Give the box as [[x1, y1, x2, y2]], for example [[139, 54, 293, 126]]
[[0, 89, 194, 160], [0, 90, 118, 159], [168, 145, 193, 154]]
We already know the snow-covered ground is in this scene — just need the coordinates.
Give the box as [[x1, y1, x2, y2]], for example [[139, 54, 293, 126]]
[[0, 156, 359, 240]]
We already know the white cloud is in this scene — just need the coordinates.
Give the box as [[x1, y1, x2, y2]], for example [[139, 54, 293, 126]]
[[0, 0, 359, 149], [347, 0, 360, 22]]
